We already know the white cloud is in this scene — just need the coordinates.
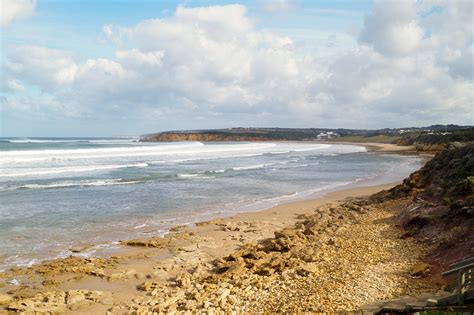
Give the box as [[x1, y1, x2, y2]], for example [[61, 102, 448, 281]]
[[359, 0, 424, 56], [1, 91, 83, 118], [2, 2, 473, 129], [0, 0, 36, 27], [262, 0, 296, 13], [101, 24, 126, 47], [116, 49, 164, 68], [6, 45, 78, 87], [6, 80, 24, 92]]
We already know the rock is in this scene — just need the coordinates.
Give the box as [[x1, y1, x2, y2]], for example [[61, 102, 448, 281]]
[[151, 269, 169, 278], [410, 263, 430, 277], [274, 228, 299, 239], [217, 288, 231, 305], [70, 245, 93, 253], [196, 219, 223, 227], [99, 296, 114, 305], [85, 290, 105, 301], [122, 238, 167, 248], [137, 281, 164, 293], [107, 273, 125, 282], [69, 299, 91, 311], [124, 269, 137, 277], [179, 244, 199, 252], [217, 222, 241, 231], [176, 274, 192, 288], [169, 225, 186, 232], [256, 267, 274, 276], [66, 291, 85, 305], [7, 300, 32, 312], [191, 265, 207, 277], [296, 264, 318, 276], [88, 268, 106, 278], [41, 279, 59, 287], [0, 294, 12, 305], [137, 281, 154, 292], [135, 272, 146, 279]]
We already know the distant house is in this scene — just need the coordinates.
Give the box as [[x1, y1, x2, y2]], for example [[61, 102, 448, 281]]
[[316, 132, 339, 140]]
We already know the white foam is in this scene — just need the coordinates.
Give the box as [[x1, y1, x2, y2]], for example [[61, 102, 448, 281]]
[[208, 169, 226, 173], [199, 176, 216, 179], [177, 173, 199, 178], [13, 179, 141, 190], [0, 142, 205, 161], [1, 143, 350, 172], [176, 173, 216, 180], [232, 163, 272, 171], [0, 163, 148, 178], [262, 191, 299, 202], [280, 162, 315, 169], [133, 224, 147, 229], [291, 144, 332, 152], [88, 138, 140, 144], [6, 138, 140, 144], [7, 139, 84, 143]]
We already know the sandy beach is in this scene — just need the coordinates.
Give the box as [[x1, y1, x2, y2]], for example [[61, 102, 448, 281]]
[[0, 142, 438, 313]]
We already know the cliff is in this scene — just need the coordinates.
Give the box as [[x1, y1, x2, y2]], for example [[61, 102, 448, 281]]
[[143, 132, 278, 142], [142, 126, 474, 144], [141, 128, 333, 142], [374, 143, 474, 275]]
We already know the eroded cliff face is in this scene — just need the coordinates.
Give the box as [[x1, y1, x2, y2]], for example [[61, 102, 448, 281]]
[[374, 143, 474, 275], [142, 133, 280, 142]]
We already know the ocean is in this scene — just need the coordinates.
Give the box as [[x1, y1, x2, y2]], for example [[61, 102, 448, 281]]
[[0, 138, 422, 271]]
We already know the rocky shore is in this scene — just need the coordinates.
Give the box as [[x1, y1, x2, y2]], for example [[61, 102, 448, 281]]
[[120, 197, 435, 313], [0, 187, 436, 314], [1, 142, 471, 314]]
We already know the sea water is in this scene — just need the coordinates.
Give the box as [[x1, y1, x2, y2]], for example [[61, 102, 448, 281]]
[[0, 138, 422, 270]]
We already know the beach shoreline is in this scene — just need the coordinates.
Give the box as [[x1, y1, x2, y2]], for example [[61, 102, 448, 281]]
[[0, 142, 436, 313], [0, 141, 416, 269], [1, 142, 417, 270]]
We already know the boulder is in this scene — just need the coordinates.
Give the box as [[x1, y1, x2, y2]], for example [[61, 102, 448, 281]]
[[66, 291, 85, 305], [0, 294, 12, 305], [410, 262, 430, 277]]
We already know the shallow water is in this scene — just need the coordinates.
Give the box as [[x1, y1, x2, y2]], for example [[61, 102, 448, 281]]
[[0, 138, 421, 270]]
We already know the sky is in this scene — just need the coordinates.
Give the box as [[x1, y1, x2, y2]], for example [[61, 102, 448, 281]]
[[0, 0, 473, 137]]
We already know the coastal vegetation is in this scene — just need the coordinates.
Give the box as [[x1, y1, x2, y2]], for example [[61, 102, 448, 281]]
[[398, 128, 474, 146], [143, 125, 473, 148], [384, 143, 474, 274], [333, 134, 400, 143]]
